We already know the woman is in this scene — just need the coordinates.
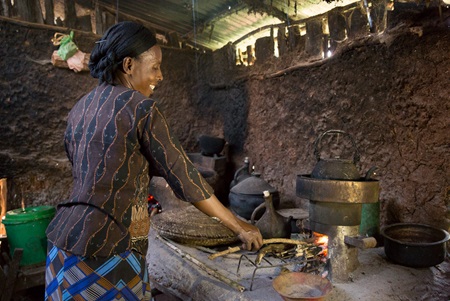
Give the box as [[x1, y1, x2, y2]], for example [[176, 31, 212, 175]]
[[45, 21, 262, 301]]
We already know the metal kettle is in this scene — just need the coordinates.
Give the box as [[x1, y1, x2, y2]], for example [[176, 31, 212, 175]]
[[310, 130, 361, 180]]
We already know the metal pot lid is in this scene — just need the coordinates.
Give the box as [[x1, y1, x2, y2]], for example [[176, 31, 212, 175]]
[[230, 173, 277, 195]]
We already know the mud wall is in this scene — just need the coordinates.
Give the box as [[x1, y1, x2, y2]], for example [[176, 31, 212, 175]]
[[0, 5, 449, 231]]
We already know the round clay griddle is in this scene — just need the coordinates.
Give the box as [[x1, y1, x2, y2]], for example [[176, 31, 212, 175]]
[[151, 205, 239, 246]]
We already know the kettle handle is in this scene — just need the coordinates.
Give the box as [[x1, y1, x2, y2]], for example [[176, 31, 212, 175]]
[[313, 130, 360, 163]]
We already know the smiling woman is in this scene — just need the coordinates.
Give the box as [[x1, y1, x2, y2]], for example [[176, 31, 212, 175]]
[[44, 21, 262, 301]]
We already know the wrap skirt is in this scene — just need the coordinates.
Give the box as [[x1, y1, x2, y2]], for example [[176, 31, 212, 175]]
[[44, 242, 151, 301]]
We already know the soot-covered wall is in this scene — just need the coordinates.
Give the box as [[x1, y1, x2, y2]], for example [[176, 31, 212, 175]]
[[0, 6, 449, 232]]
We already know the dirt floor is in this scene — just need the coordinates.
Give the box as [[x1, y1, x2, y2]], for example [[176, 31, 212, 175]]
[[327, 248, 450, 301]]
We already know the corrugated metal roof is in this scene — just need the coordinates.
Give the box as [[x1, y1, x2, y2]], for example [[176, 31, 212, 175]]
[[98, 0, 359, 51]]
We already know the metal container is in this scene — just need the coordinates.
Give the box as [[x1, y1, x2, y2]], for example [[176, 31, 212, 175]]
[[310, 130, 361, 180], [381, 223, 450, 268]]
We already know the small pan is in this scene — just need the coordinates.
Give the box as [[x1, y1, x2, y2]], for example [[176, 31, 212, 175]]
[[272, 271, 332, 301]]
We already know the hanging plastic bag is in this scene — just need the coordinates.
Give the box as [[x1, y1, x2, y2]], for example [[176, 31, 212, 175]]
[[52, 31, 78, 61]]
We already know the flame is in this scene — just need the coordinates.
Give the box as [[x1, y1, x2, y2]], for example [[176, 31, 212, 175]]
[[313, 232, 329, 257]]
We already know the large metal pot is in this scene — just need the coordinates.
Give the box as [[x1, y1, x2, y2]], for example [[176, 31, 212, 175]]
[[381, 223, 450, 268]]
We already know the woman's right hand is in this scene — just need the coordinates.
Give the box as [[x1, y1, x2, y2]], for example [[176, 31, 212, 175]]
[[236, 221, 263, 251], [192, 195, 263, 251]]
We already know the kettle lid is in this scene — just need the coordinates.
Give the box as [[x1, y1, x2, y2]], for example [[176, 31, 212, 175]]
[[230, 173, 277, 195]]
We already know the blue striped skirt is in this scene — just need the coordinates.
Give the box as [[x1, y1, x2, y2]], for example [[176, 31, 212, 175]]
[[45, 242, 151, 301]]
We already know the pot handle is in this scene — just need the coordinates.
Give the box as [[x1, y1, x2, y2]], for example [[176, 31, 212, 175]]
[[233, 157, 250, 182], [250, 202, 266, 225], [313, 129, 360, 163]]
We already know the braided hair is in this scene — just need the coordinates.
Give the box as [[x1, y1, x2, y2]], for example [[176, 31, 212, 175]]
[[89, 21, 157, 84]]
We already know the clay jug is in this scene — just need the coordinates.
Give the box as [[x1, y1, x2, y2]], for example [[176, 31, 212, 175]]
[[251, 191, 291, 239]]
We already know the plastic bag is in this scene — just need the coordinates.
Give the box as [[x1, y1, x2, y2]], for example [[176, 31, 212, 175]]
[[52, 31, 78, 61]]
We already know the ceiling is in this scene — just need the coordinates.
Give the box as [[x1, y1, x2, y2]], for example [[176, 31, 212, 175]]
[[97, 0, 360, 51]]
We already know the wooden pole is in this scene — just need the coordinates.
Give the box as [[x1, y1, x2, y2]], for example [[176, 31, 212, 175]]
[[158, 235, 246, 292], [0, 178, 7, 236]]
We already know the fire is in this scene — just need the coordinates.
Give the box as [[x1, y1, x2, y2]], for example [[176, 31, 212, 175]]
[[313, 232, 329, 257]]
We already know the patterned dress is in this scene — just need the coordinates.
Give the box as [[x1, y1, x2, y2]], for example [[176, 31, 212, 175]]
[[45, 83, 213, 300]]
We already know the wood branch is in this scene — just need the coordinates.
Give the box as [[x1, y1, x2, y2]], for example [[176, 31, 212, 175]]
[[44, 0, 54, 25], [64, 0, 77, 28], [0, 178, 6, 236], [1, 0, 12, 17], [209, 33, 384, 90], [262, 238, 308, 245], [208, 246, 241, 260], [209, 238, 308, 260], [15, 0, 44, 23], [344, 236, 377, 249], [158, 235, 246, 292], [0, 15, 99, 36]]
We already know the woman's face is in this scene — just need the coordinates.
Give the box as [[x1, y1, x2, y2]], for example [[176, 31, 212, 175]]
[[123, 45, 163, 97]]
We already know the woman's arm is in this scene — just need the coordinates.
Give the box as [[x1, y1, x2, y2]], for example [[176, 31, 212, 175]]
[[193, 195, 263, 251]]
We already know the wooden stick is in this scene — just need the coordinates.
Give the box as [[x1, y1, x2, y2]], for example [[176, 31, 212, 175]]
[[208, 246, 241, 260], [208, 238, 307, 260], [157, 235, 246, 293], [262, 238, 308, 245], [0, 178, 7, 236]]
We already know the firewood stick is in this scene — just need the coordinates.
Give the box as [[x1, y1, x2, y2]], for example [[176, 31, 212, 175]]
[[208, 246, 241, 260], [208, 238, 307, 260], [157, 235, 246, 292], [0, 178, 7, 236]]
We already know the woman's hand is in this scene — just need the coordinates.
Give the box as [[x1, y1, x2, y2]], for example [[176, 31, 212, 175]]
[[193, 195, 263, 251], [236, 221, 263, 251]]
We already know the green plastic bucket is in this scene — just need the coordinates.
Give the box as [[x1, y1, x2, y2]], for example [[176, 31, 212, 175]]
[[1, 205, 56, 266]]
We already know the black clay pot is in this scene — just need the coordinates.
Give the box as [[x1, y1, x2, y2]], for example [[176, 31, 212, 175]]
[[229, 173, 280, 220], [381, 223, 450, 268], [198, 135, 225, 156]]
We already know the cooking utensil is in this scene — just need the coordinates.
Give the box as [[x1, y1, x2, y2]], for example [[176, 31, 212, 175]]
[[310, 129, 361, 180], [250, 191, 291, 239], [273, 271, 332, 301], [381, 223, 450, 268], [198, 135, 225, 156], [229, 172, 280, 220]]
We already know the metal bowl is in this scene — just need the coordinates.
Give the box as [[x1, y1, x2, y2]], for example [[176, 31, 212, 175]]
[[381, 223, 450, 268], [272, 272, 332, 301]]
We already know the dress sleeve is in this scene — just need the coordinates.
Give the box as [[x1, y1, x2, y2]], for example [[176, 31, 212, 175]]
[[140, 102, 213, 202]]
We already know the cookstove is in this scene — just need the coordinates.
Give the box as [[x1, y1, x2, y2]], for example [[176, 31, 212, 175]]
[[296, 130, 380, 281]]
